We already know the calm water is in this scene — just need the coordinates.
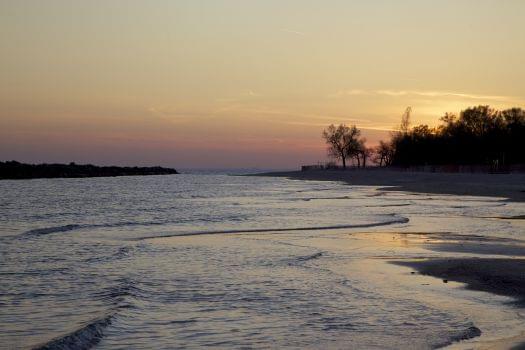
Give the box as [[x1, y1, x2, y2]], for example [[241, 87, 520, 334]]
[[1, 174, 524, 349]]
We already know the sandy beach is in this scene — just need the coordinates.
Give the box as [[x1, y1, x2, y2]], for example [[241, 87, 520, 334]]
[[257, 169, 525, 202]]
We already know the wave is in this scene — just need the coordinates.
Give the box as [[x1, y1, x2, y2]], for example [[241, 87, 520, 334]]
[[364, 203, 411, 208], [22, 215, 246, 238], [434, 325, 482, 348], [284, 196, 351, 202], [134, 216, 410, 240], [84, 246, 135, 264], [23, 215, 409, 240], [33, 314, 112, 350], [295, 252, 323, 262], [34, 280, 139, 349], [91, 276, 145, 308], [24, 224, 82, 236], [22, 220, 170, 237], [285, 251, 324, 266]]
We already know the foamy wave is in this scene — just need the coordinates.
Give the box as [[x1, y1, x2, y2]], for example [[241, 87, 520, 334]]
[[33, 315, 112, 350]]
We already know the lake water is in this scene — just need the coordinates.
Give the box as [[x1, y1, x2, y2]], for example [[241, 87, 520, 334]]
[[1, 174, 524, 349]]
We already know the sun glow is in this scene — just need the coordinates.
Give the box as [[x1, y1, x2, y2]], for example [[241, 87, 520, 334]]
[[1, 1, 524, 168]]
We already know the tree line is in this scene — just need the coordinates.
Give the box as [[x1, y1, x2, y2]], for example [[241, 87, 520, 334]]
[[0, 161, 178, 179], [322, 105, 525, 168]]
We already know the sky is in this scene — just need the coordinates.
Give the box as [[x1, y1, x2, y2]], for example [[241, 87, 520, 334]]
[[1, 0, 524, 169]]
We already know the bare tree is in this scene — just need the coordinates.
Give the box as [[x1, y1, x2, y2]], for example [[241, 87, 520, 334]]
[[399, 106, 412, 134], [375, 140, 393, 166], [322, 124, 361, 169], [349, 138, 367, 168], [348, 137, 365, 167], [360, 146, 373, 168]]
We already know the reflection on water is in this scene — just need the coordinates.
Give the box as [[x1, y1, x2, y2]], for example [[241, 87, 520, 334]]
[[0, 174, 523, 349]]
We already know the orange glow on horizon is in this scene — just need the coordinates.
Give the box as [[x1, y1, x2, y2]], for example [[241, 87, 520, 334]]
[[1, 1, 524, 168]]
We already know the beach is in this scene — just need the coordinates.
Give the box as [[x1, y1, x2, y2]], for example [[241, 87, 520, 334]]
[[258, 169, 525, 348], [257, 169, 525, 202], [2, 173, 525, 349], [3, 1, 524, 348]]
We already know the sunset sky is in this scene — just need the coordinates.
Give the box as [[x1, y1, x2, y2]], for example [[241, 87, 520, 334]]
[[1, 0, 524, 169]]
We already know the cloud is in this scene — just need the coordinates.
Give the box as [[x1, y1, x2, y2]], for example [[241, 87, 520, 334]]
[[332, 89, 513, 101], [331, 89, 367, 97], [281, 28, 305, 36], [147, 106, 214, 122], [375, 90, 510, 100], [214, 90, 261, 104], [245, 90, 261, 97], [283, 120, 395, 131]]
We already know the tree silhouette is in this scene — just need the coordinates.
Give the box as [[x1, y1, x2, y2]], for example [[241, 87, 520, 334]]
[[322, 124, 362, 169], [375, 140, 394, 166], [320, 106, 523, 170], [389, 105, 525, 167], [399, 107, 412, 134]]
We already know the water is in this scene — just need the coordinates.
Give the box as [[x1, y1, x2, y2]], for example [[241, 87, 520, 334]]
[[1, 174, 524, 349]]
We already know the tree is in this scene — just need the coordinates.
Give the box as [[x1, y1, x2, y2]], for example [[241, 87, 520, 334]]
[[458, 105, 500, 137], [348, 136, 366, 167], [388, 105, 525, 166], [399, 107, 412, 134], [375, 140, 393, 166], [502, 107, 525, 126], [322, 124, 362, 169], [360, 146, 373, 168], [437, 112, 457, 136]]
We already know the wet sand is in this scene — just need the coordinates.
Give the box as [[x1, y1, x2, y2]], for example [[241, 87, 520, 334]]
[[394, 258, 525, 305], [291, 229, 525, 348], [256, 169, 525, 202], [390, 234, 525, 349], [335, 230, 525, 349], [257, 170, 525, 347]]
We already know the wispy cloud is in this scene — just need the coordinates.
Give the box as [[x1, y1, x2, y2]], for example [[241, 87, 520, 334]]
[[375, 90, 510, 100], [147, 106, 215, 122], [281, 28, 305, 36], [283, 120, 395, 131], [331, 89, 367, 97], [215, 90, 261, 104], [332, 89, 512, 101], [245, 90, 261, 97]]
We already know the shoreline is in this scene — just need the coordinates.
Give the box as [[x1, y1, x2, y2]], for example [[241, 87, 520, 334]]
[[392, 258, 525, 349], [254, 168, 525, 202], [256, 170, 525, 348], [393, 258, 525, 306]]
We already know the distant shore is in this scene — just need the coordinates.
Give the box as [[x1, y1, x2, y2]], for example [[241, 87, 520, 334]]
[[0, 161, 178, 180], [255, 168, 525, 202]]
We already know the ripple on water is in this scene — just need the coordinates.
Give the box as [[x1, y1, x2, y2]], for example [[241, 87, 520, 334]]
[[1, 175, 523, 349]]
